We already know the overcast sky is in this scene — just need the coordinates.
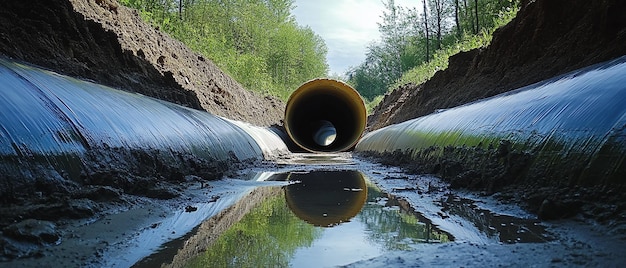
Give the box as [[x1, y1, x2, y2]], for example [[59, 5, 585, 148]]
[[292, 0, 420, 76]]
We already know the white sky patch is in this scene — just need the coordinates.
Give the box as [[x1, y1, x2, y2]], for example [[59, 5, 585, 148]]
[[293, 0, 421, 75]]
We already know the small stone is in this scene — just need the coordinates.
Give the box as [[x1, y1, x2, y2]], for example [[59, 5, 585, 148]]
[[3, 219, 61, 245], [185, 205, 198, 212]]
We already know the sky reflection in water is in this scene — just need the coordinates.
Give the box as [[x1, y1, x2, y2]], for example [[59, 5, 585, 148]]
[[186, 170, 449, 268]]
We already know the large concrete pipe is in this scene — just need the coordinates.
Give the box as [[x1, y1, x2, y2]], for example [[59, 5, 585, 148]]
[[284, 79, 367, 152]]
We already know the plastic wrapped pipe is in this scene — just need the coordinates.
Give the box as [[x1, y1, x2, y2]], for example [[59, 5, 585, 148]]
[[0, 58, 287, 179], [356, 56, 626, 185]]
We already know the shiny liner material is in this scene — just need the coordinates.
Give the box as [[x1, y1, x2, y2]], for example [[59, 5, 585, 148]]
[[356, 56, 626, 185]]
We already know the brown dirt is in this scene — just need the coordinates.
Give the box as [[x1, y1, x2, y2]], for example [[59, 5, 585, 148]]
[[0, 0, 285, 261], [2, 0, 625, 264], [362, 0, 626, 225], [0, 0, 284, 127], [368, 0, 626, 131], [358, 142, 626, 225]]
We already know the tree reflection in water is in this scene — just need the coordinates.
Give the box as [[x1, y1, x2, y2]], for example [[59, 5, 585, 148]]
[[186, 170, 450, 268], [187, 191, 321, 268]]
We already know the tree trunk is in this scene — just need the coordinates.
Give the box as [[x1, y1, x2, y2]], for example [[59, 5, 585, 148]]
[[464, 0, 474, 33], [179, 0, 183, 20], [423, 0, 430, 62], [435, 0, 442, 50], [455, 0, 461, 38], [463, 0, 468, 17], [474, 0, 479, 33]]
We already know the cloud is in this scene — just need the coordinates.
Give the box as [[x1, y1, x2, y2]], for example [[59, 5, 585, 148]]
[[293, 0, 382, 75], [293, 0, 422, 75]]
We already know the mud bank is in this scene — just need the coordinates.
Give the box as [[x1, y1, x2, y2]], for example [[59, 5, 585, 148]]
[[1, 175, 282, 267], [369, 0, 626, 131], [357, 148, 626, 225], [2, 152, 626, 267], [0, 0, 283, 127], [93, 154, 626, 266], [0, 146, 250, 262], [357, 57, 626, 224], [0, 58, 289, 262], [345, 167, 626, 267]]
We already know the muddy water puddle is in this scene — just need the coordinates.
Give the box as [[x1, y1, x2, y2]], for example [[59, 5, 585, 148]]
[[438, 195, 553, 244], [135, 165, 553, 267]]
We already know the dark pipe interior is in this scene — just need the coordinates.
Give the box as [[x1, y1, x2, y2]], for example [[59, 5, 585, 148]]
[[284, 79, 366, 152]]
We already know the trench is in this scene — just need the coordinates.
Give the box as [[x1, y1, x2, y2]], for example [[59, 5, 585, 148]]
[[356, 56, 626, 187], [132, 163, 555, 268], [1, 55, 626, 267]]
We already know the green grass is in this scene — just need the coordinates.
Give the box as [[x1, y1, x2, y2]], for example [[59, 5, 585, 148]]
[[388, 4, 519, 95]]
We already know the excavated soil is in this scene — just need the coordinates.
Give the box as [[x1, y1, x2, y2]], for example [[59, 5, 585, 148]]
[[362, 0, 626, 236], [368, 0, 626, 131], [0, 0, 284, 127], [2, 0, 626, 265], [0, 0, 281, 262]]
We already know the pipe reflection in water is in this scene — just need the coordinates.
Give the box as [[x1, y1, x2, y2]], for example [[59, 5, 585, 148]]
[[284, 170, 366, 227], [183, 170, 450, 268]]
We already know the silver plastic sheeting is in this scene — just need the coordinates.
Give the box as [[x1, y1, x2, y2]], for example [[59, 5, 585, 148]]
[[356, 56, 626, 185], [0, 58, 266, 163]]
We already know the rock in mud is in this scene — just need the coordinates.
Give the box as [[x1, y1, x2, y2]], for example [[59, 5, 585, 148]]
[[30, 199, 98, 220], [538, 199, 583, 220], [73, 185, 123, 202], [2, 219, 60, 245], [144, 183, 182, 200]]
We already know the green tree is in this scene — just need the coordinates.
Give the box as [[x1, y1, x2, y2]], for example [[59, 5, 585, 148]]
[[348, 1, 424, 101], [348, 0, 519, 109], [119, 0, 329, 100], [429, 0, 453, 50]]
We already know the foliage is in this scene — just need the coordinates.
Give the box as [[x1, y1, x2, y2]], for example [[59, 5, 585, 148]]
[[391, 29, 491, 90], [365, 94, 385, 114], [186, 192, 321, 267], [348, 0, 520, 103], [118, 0, 328, 100], [392, 1, 518, 89]]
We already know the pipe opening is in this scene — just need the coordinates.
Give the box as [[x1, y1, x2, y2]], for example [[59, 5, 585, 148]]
[[312, 120, 337, 147], [285, 79, 366, 152]]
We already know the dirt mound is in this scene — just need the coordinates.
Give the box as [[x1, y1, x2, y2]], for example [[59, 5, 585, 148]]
[[368, 0, 626, 131], [0, 0, 283, 127]]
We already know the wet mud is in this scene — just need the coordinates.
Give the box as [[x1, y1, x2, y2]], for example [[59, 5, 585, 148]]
[[2, 153, 626, 267], [353, 158, 626, 267], [0, 145, 251, 264], [357, 144, 626, 226]]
